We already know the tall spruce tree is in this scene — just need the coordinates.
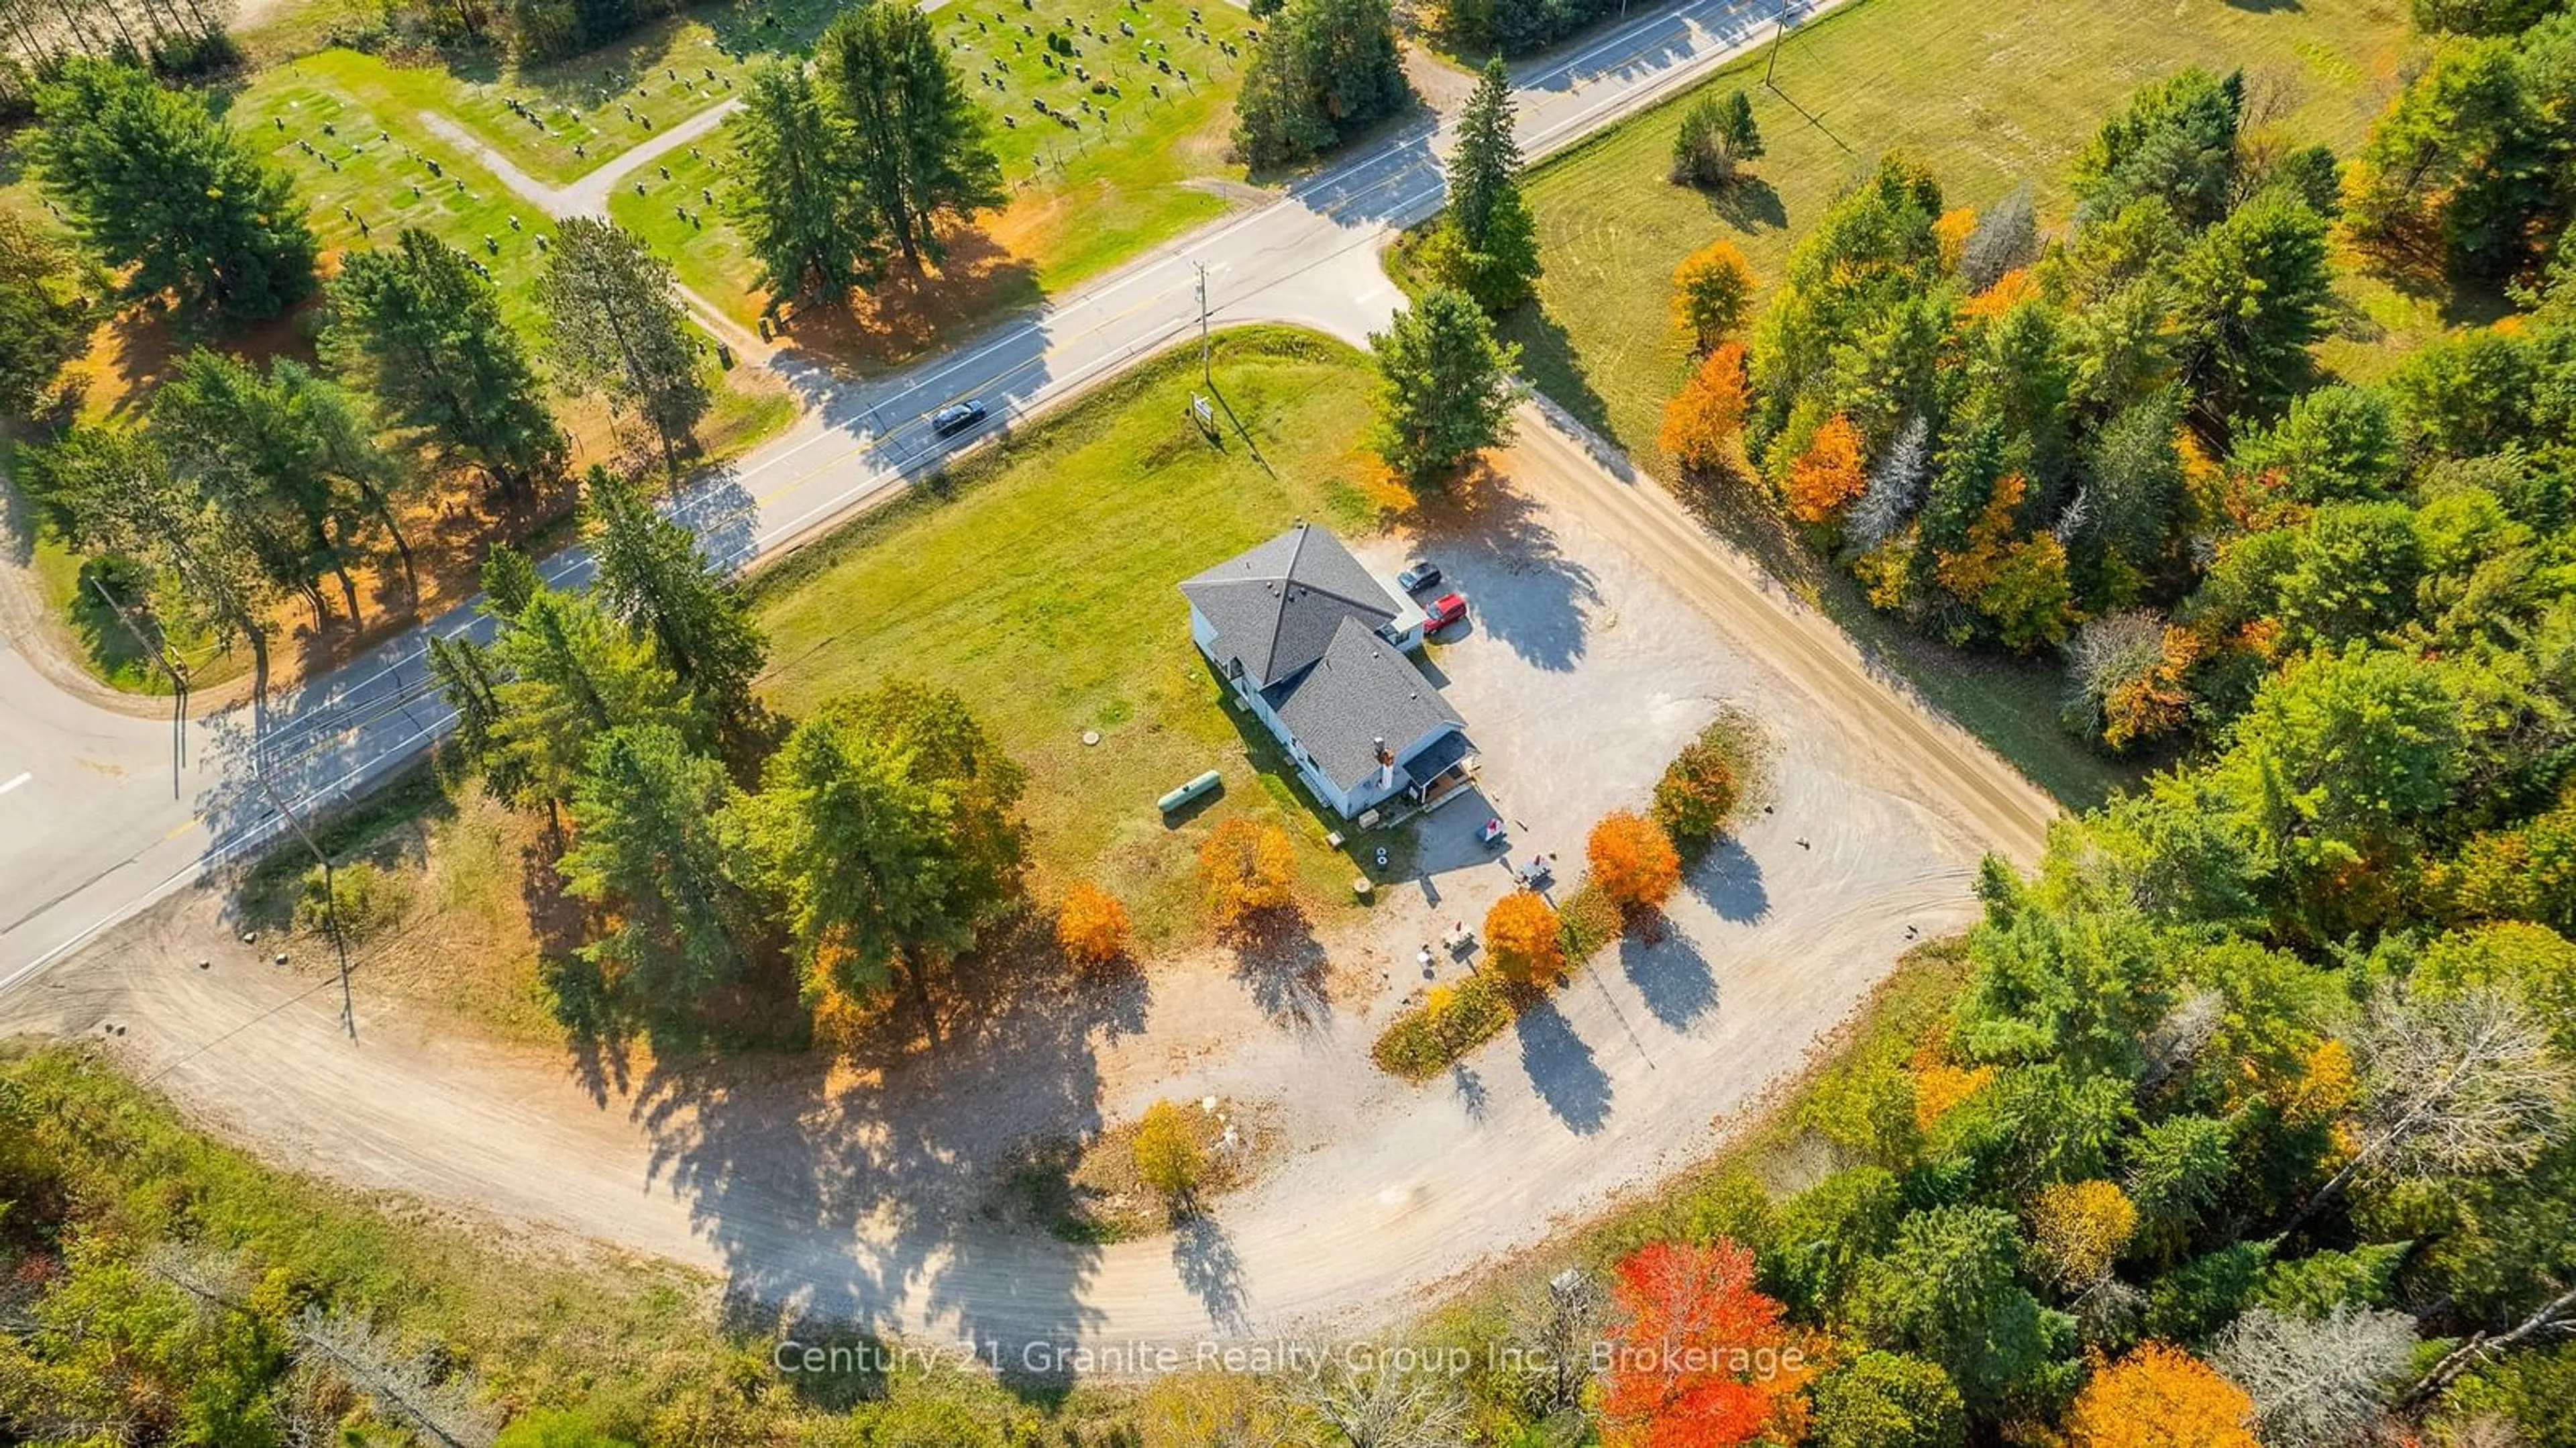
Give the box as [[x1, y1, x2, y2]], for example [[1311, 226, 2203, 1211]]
[[541, 217, 710, 474], [582, 464, 767, 739], [559, 723, 751, 1005], [729, 61, 881, 302], [816, 0, 1004, 272], [1368, 287, 1521, 484], [30, 58, 316, 324], [327, 229, 566, 501], [1424, 58, 1541, 313]]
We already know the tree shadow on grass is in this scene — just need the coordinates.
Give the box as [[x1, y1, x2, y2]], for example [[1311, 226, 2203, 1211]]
[[775, 226, 1044, 379], [1515, 994, 1612, 1134], [1501, 302, 1615, 442], [1702, 174, 1787, 236]]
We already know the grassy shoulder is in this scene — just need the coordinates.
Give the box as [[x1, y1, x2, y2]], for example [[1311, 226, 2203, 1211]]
[[0, 1040, 1140, 1440], [995, 1095, 1278, 1243], [750, 325, 1407, 948], [610, 0, 1255, 352]]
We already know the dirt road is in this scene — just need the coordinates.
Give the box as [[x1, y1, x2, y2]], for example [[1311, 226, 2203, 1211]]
[[1, 412, 2037, 1365]]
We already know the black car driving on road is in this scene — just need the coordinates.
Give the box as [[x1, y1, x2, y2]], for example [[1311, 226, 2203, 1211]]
[[931, 399, 988, 436]]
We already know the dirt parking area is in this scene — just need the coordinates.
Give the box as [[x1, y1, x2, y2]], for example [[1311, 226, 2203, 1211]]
[[1, 421, 2016, 1355]]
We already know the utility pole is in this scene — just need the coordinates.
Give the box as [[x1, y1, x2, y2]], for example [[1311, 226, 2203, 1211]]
[[251, 766, 357, 1042], [1195, 260, 1212, 384], [1764, 18, 1786, 91], [89, 572, 188, 795]]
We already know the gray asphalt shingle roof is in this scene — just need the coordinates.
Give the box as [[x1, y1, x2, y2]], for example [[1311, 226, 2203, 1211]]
[[1179, 523, 1399, 688], [1260, 616, 1464, 792]]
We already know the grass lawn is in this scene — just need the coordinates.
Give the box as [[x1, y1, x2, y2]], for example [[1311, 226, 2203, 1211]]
[[750, 326, 1405, 945], [250, 0, 841, 189], [610, 0, 1254, 348], [1398, 0, 2418, 809]]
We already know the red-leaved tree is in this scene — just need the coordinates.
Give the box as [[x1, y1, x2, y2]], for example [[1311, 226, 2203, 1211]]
[[1597, 1239, 1817, 1447]]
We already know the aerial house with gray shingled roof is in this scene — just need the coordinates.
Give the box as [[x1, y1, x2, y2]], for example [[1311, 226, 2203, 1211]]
[[1181, 523, 1477, 821]]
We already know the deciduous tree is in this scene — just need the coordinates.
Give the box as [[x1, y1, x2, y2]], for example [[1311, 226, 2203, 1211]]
[[1651, 737, 1739, 847], [1199, 817, 1297, 935], [1659, 341, 1748, 474], [1786, 414, 1868, 523], [1671, 239, 1756, 353], [0, 212, 91, 418], [2065, 1342, 2259, 1448], [1484, 889, 1564, 984], [2027, 1179, 2139, 1290], [1133, 1099, 1205, 1204], [1597, 1239, 1815, 1447], [1808, 1351, 1966, 1448], [2212, 1305, 2415, 1448], [1057, 882, 1133, 968], [1587, 809, 1681, 913]]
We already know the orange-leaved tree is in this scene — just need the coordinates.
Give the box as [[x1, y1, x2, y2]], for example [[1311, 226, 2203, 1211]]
[[1485, 889, 1565, 984], [1589, 809, 1681, 913], [1597, 1239, 1817, 1447], [1671, 240, 1756, 353], [1057, 882, 1134, 968], [1785, 414, 1867, 523], [1198, 817, 1296, 935], [2064, 1342, 2258, 1448], [1660, 342, 1748, 475]]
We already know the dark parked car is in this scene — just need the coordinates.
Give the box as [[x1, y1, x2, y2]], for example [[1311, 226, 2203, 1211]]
[[931, 399, 988, 436], [1424, 592, 1468, 632], [1396, 561, 1442, 593]]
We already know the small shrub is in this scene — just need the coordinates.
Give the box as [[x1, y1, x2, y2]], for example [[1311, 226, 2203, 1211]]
[[1133, 1100, 1205, 1203], [1055, 882, 1133, 968], [1372, 973, 1517, 1080], [294, 860, 407, 941], [1652, 739, 1741, 851], [1670, 89, 1763, 187]]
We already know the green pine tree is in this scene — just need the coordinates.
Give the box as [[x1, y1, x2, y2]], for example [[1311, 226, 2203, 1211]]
[[1368, 287, 1522, 485], [541, 217, 710, 474]]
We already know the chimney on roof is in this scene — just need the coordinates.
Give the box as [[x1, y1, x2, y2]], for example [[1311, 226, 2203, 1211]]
[[1376, 737, 1393, 791]]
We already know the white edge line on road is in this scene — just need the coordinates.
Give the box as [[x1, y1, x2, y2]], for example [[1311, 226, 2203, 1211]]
[[0, 772, 29, 796]]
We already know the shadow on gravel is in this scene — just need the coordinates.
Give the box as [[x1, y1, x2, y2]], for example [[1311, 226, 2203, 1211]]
[[1172, 1211, 1252, 1334], [1619, 925, 1717, 1031], [1515, 995, 1613, 1134]]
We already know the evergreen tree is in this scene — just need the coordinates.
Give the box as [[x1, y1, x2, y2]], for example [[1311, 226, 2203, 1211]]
[[2177, 189, 2332, 425], [1231, 0, 1410, 169], [1424, 58, 1541, 313], [559, 723, 751, 1004], [1368, 287, 1521, 484], [150, 350, 415, 621], [0, 212, 91, 419], [30, 58, 316, 324], [729, 61, 879, 302], [582, 464, 767, 738], [327, 229, 566, 501], [1670, 89, 1763, 187], [2067, 66, 2244, 225], [816, 0, 1005, 272], [734, 680, 1025, 1035], [541, 217, 710, 474], [486, 586, 690, 827]]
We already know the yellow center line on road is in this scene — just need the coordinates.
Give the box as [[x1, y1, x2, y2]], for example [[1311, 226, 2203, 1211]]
[[163, 815, 203, 842]]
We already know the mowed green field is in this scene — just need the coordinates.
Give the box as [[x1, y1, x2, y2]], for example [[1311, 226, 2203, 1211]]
[[750, 328, 1397, 945], [252, 0, 839, 189], [1501, 0, 2417, 470], [610, 0, 1254, 338]]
